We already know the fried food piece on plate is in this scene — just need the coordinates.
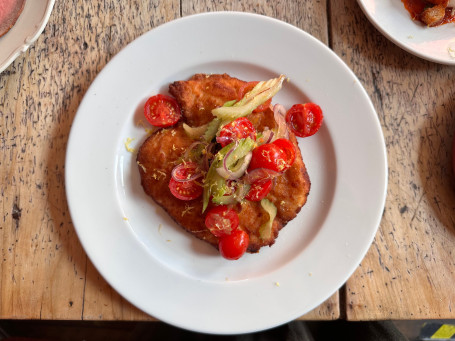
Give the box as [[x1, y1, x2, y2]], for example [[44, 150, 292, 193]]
[[169, 73, 246, 127], [137, 125, 218, 247], [421, 4, 446, 26], [137, 74, 311, 253]]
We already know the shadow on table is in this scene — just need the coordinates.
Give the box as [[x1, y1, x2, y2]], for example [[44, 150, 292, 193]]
[[416, 93, 455, 236], [0, 319, 411, 341]]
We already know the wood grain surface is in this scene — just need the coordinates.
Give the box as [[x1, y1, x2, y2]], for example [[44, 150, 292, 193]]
[[331, 0, 455, 320], [1, 0, 454, 323], [0, 0, 338, 321]]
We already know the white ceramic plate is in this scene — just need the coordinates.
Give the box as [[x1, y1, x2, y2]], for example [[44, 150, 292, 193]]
[[66, 12, 387, 334], [0, 0, 55, 73], [357, 0, 455, 65]]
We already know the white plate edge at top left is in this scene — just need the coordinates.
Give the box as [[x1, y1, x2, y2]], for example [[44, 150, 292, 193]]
[[0, 0, 55, 74]]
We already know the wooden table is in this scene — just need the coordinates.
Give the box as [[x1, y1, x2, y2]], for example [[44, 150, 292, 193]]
[[1, 0, 455, 323]]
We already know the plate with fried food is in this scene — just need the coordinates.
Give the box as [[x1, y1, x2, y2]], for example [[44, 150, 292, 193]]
[[66, 12, 387, 334], [357, 0, 455, 65], [136, 73, 314, 259]]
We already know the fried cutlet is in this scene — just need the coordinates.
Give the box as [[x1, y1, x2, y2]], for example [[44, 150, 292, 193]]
[[169, 73, 246, 127], [137, 74, 311, 253]]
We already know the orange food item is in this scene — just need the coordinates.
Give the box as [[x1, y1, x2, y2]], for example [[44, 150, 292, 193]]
[[0, 0, 25, 38], [402, 0, 455, 26]]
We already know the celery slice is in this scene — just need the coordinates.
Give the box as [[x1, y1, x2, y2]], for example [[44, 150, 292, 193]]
[[259, 199, 277, 240], [211, 182, 251, 205], [212, 182, 251, 205], [202, 142, 233, 211], [202, 137, 254, 212], [202, 118, 221, 142], [223, 99, 237, 107], [183, 123, 209, 140], [212, 194, 237, 205], [202, 100, 237, 142], [225, 138, 255, 170], [211, 75, 286, 121]]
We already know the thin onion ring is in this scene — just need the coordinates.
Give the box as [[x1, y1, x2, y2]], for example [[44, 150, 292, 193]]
[[183, 141, 204, 160], [216, 135, 231, 145], [203, 143, 215, 170], [273, 103, 289, 140], [216, 152, 252, 180], [264, 129, 274, 144], [171, 163, 203, 182]]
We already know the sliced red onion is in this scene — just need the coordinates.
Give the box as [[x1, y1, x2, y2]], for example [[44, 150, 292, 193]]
[[273, 103, 289, 140], [243, 168, 281, 184], [263, 129, 275, 144], [216, 135, 232, 146], [171, 163, 203, 182], [234, 182, 251, 201], [216, 167, 231, 179], [216, 152, 252, 180], [273, 103, 286, 116], [223, 144, 236, 170], [203, 143, 215, 170], [183, 141, 204, 159], [256, 128, 274, 146]]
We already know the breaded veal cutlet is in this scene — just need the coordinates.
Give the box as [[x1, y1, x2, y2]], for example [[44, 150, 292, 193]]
[[136, 74, 311, 253]]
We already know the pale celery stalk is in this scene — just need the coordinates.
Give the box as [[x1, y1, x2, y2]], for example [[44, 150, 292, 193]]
[[183, 123, 209, 140], [259, 198, 277, 239], [202, 137, 254, 211], [211, 75, 286, 121]]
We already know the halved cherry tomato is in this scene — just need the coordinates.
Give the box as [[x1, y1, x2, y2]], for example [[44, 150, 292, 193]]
[[272, 138, 296, 168], [144, 94, 181, 127], [219, 229, 249, 260], [217, 117, 256, 147], [286, 103, 323, 138], [243, 168, 280, 184], [171, 162, 201, 181], [245, 179, 273, 201], [248, 143, 289, 173], [169, 178, 202, 200], [205, 205, 239, 238], [169, 162, 203, 200], [238, 81, 272, 113]]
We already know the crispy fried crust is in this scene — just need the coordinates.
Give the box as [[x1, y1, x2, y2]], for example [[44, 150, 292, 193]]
[[421, 4, 446, 26], [169, 73, 246, 127], [138, 74, 311, 253], [137, 125, 219, 247]]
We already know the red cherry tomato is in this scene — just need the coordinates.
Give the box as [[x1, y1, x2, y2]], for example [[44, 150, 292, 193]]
[[272, 138, 296, 168], [248, 143, 289, 173], [245, 179, 273, 201], [219, 229, 249, 260], [171, 162, 201, 181], [144, 94, 181, 127], [217, 117, 256, 147], [168, 162, 203, 201], [169, 178, 202, 200], [286, 103, 323, 137], [205, 205, 239, 238], [238, 81, 272, 113]]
